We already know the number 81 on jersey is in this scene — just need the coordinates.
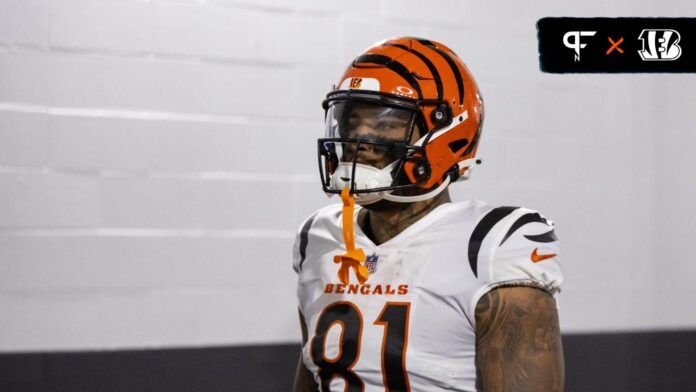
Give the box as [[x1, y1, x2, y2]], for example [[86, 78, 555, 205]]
[[310, 301, 411, 391]]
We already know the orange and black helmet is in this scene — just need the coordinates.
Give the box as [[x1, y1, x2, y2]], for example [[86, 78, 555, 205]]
[[318, 36, 484, 203]]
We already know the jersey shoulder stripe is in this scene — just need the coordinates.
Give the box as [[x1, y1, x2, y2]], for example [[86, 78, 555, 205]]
[[499, 211, 551, 245], [292, 204, 342, 274], [524, 229, 558, 243], [297, 212, 318, 272], [467, 206, 519, 277]]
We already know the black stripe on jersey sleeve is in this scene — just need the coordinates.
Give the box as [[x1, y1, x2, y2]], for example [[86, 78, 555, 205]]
[[468, 206, 519, 277], [524, 229, 558, 243], [298, 213, 318, 271], [499, 212, 549, 246]]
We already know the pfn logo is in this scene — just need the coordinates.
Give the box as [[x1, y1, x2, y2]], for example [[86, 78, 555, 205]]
[[563, 31, 597, 61], [638, 29, 682, 61]]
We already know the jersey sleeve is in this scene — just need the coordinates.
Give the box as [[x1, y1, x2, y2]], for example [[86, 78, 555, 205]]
[[468, 207, 564, 319], [292, 211, 319, 274]]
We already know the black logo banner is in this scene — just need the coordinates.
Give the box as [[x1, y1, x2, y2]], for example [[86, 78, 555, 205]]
[[537, 17, 696, 73]]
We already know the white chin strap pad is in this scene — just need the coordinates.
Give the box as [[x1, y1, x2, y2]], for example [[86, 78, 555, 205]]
[[329, 162, 396, 205], [382, 176, 451, 203]]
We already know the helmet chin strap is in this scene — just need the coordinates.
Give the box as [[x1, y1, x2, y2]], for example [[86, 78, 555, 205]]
[[330, 157, 482, 205], [380, 157, 481, 203], [382, 176, 451, 203]]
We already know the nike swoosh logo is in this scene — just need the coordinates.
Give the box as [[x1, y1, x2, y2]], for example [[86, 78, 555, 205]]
[[531, 248, 557, 263]]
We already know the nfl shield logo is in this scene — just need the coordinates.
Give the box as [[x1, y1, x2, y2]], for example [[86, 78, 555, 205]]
[[365, 254, 379, 274]]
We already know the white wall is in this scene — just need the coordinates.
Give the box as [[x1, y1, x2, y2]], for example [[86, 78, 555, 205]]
[[1, 0, 695, 352]]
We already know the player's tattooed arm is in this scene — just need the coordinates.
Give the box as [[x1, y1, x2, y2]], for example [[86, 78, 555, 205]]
[[475, 286, 565, 392], [294, 308, 319, 392]]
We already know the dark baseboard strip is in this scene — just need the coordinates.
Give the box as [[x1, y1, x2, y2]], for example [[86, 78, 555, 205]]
[[0, 344, 300, 392], [1, 331, 695, 392], [563, 330, 696, 392]]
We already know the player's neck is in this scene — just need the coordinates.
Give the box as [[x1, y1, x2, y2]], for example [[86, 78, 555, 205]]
[[359, 189, 451, 245]]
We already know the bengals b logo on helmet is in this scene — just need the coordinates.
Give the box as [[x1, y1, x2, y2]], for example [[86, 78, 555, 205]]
[[349, 77, 363, 88]]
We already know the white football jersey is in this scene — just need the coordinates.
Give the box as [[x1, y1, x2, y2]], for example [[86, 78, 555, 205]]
[[293, 200, 563, 392]]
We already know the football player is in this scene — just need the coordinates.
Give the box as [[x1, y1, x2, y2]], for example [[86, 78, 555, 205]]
[[293, 37, 564, 391]]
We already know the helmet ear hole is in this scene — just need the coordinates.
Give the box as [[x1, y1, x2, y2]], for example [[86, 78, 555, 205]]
[[448, 138, 469, 154]]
